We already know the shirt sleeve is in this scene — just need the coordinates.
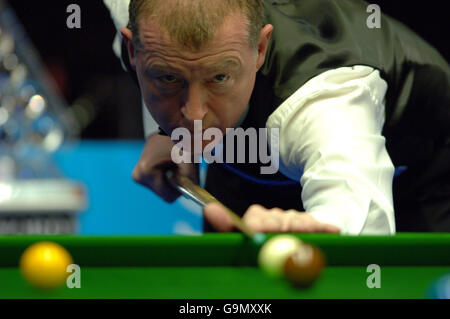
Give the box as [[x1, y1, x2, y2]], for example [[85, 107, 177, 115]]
[[103, 0, 130, 66], [266, 65, 396, 235]]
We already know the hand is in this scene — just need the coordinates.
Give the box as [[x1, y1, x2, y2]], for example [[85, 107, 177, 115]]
[[132, 133, 197, 202], [204, 203, 341, 233]]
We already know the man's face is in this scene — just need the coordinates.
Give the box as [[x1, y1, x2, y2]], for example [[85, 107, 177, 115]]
[[129, 13, 269, 149]]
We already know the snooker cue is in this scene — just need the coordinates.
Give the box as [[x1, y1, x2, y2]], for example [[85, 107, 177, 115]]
[[166, 170, 266, 245]]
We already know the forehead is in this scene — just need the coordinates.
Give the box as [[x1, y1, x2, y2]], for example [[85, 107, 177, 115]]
[[138, 13, 251, 61]]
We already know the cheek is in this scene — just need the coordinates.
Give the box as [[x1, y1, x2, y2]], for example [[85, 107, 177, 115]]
[[136, 66, 176, 125], [221, 73, 256, 128], [139, 80, 180, 126]]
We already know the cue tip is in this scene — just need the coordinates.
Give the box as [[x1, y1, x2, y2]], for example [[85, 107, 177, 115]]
[[252, 232, 267, 246]]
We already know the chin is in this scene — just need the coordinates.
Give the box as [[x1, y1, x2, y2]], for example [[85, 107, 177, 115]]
[[202, 138, 223, 151]]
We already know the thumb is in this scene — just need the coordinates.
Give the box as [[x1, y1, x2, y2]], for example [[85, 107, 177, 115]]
[[203, 202, 234, 232], [323, 223, 341, 234]]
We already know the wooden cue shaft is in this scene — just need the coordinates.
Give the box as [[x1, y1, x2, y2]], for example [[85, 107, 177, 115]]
[[167, 171, 258, 239]]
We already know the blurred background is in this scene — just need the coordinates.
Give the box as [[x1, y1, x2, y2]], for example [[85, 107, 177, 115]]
[[0, 0, 448, 235]]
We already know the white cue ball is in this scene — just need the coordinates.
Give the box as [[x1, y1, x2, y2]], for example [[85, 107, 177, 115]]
[[257, 235, 303, 279]]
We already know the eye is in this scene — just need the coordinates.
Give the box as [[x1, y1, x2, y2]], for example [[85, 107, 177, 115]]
[[213, 74, 229, 83], [158, 75, 179, 84]]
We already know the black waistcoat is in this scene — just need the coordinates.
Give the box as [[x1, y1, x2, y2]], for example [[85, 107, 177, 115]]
[[203, 0, 450, 231]]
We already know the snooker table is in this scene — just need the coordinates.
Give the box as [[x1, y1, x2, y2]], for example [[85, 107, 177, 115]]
[[0, 233, 449, 299]]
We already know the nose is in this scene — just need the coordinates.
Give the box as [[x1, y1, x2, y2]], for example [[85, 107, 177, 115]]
[[181, 84, 208, 122]]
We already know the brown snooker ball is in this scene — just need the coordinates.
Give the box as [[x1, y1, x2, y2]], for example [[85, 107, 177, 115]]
[[283, 243, 325, 288]]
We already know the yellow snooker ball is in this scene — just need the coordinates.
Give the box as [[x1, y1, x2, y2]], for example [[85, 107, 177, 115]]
[[19, 241, 73, 290]]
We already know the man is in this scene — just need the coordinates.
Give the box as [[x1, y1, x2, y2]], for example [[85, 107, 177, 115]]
[[104, 0, 449, 234]]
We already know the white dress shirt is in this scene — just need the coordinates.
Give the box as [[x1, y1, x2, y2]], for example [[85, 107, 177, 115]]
[[103, 0, 129, 61], [104, 1, 396, 235], [267, 66, 395, 235]]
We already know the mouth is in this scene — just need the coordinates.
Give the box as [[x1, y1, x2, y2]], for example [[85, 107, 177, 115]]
[[188, 128, 208, 134], [185, 124, 214, 133]]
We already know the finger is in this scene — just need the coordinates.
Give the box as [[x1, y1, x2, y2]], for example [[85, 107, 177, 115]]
[[289, 214, 341, 233], [243, 212, 264, 232], [243, 205, 271, 232], [203, 202, 234, 232], [245, 204, 266, 218], [261, 213, 283, 232], [178, 162, 198, 183], [320, 223, 341, 234], [302, 215, 341, 233], [280, 211, 297, 232], [268, 208, 284, 214], [289, 216, 310, 233], [289, 214, 320, 233], [134, 160, 181, 202], [151, 169, 181, 202]]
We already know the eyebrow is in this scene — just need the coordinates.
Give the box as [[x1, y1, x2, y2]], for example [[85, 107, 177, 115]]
[[146, 63, 182, 74], [146, 59, 241, 74], [206, 59, 241, 72]]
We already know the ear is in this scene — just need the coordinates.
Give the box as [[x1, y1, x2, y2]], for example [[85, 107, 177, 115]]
[[256, 24, 273, 71], [120, 27, 137, 70]]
